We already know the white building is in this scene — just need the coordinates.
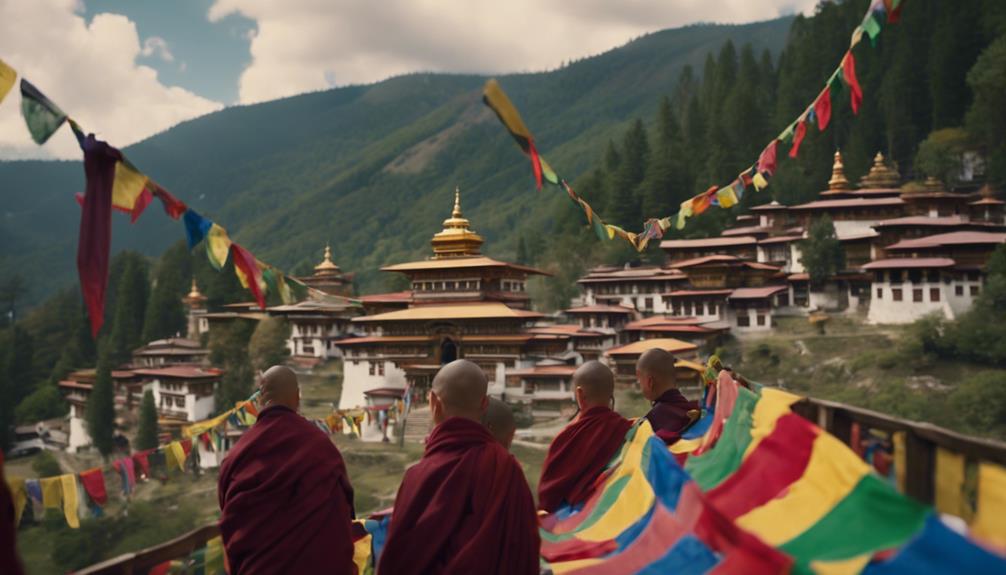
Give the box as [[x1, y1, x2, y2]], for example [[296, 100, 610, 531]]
[[133, 367, 221, 424]]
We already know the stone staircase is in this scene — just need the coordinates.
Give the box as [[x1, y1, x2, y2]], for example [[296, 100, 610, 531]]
[[401, 406, 433, 444]]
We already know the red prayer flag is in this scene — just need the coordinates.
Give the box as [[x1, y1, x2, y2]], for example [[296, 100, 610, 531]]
[[789, 120, 808, 159], [133, 450, 152, 479], [79, 468, 107, 506], [843, 52, 863, 114], [883, 0, 903, 23], [130, 187, 153, 224], [150, 183, 187, 220], [180, 438, 193, 456], [529, 140, 543, 190], [77, 134, 120, 336], [757, 140, 779, 176], [230, 243, 266, 310], [814, 89, 832, 131], [692, 190, 714, 215]]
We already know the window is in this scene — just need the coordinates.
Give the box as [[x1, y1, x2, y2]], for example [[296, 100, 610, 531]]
[[913, 289, 923, 302], [930, 288, 940, 302], [644, 297, 653, 310], [737, 315, 750, 327], [892, 288, 903, 301], [970, 286, 979, 296], [955, 285, 964, 296], [378, 362, 385, 376], [876, 287, 883, 299], [369, 363, 375, 376], [177, 396, 186, 408], [756, 314, 766, 326]]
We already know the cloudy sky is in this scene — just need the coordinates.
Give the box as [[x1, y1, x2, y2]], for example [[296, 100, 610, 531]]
[[0, 0, 816, 160]]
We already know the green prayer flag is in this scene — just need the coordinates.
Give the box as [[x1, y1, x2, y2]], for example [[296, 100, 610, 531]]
[[592, 216, 608, 242], [863, 13, 882, 46], [20, 79, 66, 145], [778, 122, 796, 144]]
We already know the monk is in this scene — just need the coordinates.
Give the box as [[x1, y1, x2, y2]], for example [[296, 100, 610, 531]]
[[1, 452, 24, 575], [483, 397, 516, 449], [378, 360, 539, 575], [637, 349, 701, 444], [218, 366, 356, 575], [538, 361, 632, 513]]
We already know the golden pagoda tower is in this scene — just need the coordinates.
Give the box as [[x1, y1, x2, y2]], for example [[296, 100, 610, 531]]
[[828, 150, 851, 191], [430, 187, 484, 259], [314, 244, 342, 277], [858, 152, 901, 189], [182, 278, 208, 340]]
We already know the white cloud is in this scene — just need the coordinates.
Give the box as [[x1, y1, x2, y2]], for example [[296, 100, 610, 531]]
[[0, 0, 222, 160], [141, 36, 174, 62], [209, 0, 818, 104]]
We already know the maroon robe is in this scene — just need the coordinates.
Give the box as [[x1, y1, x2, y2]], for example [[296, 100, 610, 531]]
[[1, 452, 24, 575], [538, 406, 632, 512], [218, 405, 355, 575], [378, 417, 539, 575], [646, 388, 700, 444]]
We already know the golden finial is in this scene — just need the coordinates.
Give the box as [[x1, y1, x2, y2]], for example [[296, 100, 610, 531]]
[[452, 186, 463, 218], [858, 151, 901, 189], [431, 186, 483, 258], [314, 243, 341, 273], [184, 277, 207, 305], [828, 150, 850, 191]]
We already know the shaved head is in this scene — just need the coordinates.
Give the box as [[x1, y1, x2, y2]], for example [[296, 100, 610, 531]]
[[636, 349, 678, 401], [483, 398, 516, 449], [573, 361, 615, 409], [260, 365, 300, 411], [431, 359, 489, 423]]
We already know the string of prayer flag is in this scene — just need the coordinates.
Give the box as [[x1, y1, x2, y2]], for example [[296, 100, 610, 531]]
[[485, 0, 902, 250]]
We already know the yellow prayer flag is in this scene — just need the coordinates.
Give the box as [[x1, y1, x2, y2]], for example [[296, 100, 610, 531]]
[[482, 79, 533, 140], [716, 186, 739, 209], [972, 461, 1006, 548], [112, 160, 149, 211], [6, 478, 26, 527], [40, 476, 63, 509], [0, 58, 16, 105], [167, 441, 188, 471], [657, 217, 672, 231], [753, 172, 769, 191], [276, 272, 293, 304], [60, 474, 80, 529], [205, 223, 232, 270]]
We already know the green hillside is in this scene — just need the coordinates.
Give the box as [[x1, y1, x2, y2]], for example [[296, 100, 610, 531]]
[[0, 17, 794, 305]]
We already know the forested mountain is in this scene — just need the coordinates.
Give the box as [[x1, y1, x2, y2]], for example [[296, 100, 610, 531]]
[[1, 17, 796, 307]]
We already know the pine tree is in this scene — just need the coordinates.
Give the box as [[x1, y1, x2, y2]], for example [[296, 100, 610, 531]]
[[109, 255, 149, 364], [87, 347, 116, 457], [799, 216, 845, 288], [248, 317, 291, 373], [516, 236, 529, 265], [136, 389, 159, 451], [142, 241, 191, 343], [608, 119, 650, 226], [642, 97, 680, 219]]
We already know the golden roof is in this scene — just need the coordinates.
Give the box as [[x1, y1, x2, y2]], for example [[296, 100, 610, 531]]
[[352, 302, 543, 322], [313, 245, 342, 275], [182, 278, 207, 305], [381, 255, 547, 275], [431, 187, 484, 259], [858, 152, 901, 189], [828, 150, 850, 191], [605, 338, 698, 356]]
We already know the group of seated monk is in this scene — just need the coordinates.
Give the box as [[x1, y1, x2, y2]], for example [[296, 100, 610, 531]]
[[216, 348, 698, 574]]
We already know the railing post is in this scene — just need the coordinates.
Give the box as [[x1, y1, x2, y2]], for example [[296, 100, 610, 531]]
[[904, 430, 936, 505], [830, 409, 854, 446]]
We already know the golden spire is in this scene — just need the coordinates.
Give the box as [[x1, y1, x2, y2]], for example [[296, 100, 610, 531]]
[[183, 278, 207, 306], [828, 150, 850, 191], [431, 186, 484, 259], [314, 243, 341, 275], [858, 152, 901, 189]]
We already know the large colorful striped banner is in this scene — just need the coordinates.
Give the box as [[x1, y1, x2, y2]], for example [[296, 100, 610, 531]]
[[355, 371, 1006, 574]]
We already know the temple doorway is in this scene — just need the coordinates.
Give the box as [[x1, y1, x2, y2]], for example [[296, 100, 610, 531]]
[[440, 338, 458, 365]]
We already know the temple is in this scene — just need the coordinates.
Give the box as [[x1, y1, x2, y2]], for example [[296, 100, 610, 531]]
[[336, 188, 603, 426]]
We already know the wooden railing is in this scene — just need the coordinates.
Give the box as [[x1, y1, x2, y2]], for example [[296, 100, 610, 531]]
[[74, 523, 220, 575], [791, 396, 1006, 505]]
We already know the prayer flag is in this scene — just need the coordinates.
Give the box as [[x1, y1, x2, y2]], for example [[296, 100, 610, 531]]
[[884, 0, 903, 23], [20, 79, 67, 145], [842, 51, 863, 114], [231, 243, 266, 309], [482, 79, 547, 189], [59, 474, 80, 529], [167, 441, 188, 471], [205, 223, 231, 270], [789, 120, 808, 159], [111, 160, 150, 214], [183, 209, 213, 249], [130, 187, 153, 224], [658, 216, 672, 231], [77, 134, 120, 336], [753, 172, 769, 191], [757, 140, 779, 176], [814, 88, 832, 131], [0, 58, 15, 105], [730, 178, 746, 202], [150, 183, 187, 220], [78, 468, 107, 507], [863, 13, 882, 45], [716, 186, 739, 209], [692, 190, 713, 216]]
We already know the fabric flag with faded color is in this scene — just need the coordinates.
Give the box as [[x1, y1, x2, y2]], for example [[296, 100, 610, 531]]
[[789, 120, 808, 159], [757, 140, 779, 176], [230, 243, 267, 309], [716, 185, 739, 209], [78, 133, 122, 336], [110, 160, 150, 217], [20, 79, 67, 145], [843, 51, 863, 114], [78, 468, 107, 506], [482, 79, 546, 189], [0, 58, 15, 105], [814, 88, 832, 131], [183, 209, 214, 250], [205, 223, 231, 270], [150, 183, 187, 220]]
